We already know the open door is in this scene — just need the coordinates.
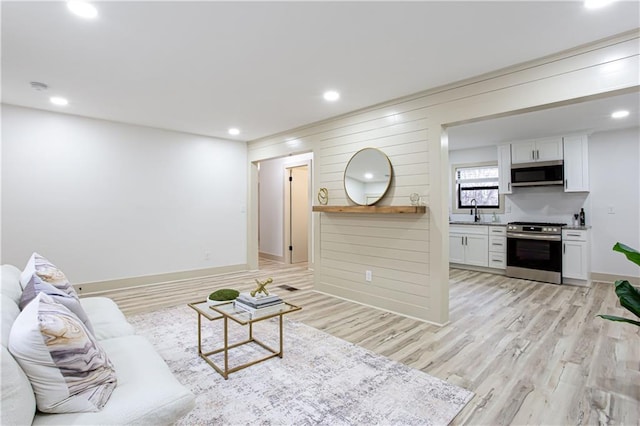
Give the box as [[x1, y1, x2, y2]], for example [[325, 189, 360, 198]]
[[285, 165, 309, 264]]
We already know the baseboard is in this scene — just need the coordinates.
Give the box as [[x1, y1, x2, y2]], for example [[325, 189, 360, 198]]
[[312, 289, 450, 327], [590, 272, 640, 286], [259, 252, 285, 262], [449, 263, 506, 275], [75, 263, 249, 296]]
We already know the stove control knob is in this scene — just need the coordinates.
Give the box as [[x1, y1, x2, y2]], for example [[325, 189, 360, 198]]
[[553, 228, 558, 232], [543, 228, 548, 231]]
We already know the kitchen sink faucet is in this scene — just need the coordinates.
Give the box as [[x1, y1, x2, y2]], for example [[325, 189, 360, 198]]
[[470, 199, 481, 223]]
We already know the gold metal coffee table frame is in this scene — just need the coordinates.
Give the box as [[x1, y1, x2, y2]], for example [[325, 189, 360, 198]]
[[187, 300, 301, 379]]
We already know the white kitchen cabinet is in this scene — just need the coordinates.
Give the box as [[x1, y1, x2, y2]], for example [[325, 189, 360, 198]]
[[497, 144, 512, 194], [511, 137, 563, 164], [488, 226, 507, 269], [562, 229, 590, 284], [449, 225, 488, 267], [563, 134, 589, 192]]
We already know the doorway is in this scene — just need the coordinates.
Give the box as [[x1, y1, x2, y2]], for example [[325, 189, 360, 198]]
[[256, 153, 313, 267], [284, 165, 309, 264]]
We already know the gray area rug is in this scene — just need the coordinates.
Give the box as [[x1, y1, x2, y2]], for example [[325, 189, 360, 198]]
[[128, 305, 473, 425]]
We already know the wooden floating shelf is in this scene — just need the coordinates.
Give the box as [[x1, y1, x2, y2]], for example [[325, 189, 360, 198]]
[[312, 205, 426, 214]]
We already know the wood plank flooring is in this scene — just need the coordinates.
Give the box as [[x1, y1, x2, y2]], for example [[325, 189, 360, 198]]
[[95, 260, 640, 425]]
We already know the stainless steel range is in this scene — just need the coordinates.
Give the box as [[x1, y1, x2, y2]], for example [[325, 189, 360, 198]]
[[506, 222, 565, 284]]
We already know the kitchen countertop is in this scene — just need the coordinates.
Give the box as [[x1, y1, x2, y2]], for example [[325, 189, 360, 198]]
[[450, 221, 591, 230], [449, 221, 506, 226]]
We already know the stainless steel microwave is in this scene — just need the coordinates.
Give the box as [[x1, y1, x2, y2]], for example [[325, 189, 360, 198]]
[[511, 160, 564, 187]]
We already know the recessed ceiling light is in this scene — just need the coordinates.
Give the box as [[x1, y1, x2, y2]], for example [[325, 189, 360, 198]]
[[67, 1, 98, 19], [228, 128, 240, 136], [584, 0, 614, 9], [50, 96, 69, 106], [611, 110, 629, 119], [323, 90, 340, 102]]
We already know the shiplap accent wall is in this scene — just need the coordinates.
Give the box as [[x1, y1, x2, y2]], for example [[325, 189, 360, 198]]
[[248, 30, 639, 324]]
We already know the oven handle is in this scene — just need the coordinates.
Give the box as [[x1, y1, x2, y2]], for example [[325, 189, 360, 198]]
[[507, 232, 561, 242]]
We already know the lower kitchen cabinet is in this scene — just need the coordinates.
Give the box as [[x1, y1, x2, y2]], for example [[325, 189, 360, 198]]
[[449, 225, 489, 267], [488, 226, 507, 269], [562, 229, 590, 284]]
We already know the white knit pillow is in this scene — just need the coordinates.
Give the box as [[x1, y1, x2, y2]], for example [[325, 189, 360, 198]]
[[8, 293, 117, 413]]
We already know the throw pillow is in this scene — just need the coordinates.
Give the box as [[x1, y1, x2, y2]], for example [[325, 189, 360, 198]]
[[19, 275, 95, 334], [20, 252, 78, 297], [18, 252, 94, 334], [8, 293, 117, 413]]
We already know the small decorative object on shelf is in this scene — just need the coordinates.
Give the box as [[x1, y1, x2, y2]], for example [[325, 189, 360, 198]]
[[409, 193, 420, 206], [207, 288, 239, 306], [318, 188, 328, 205], [250, 277, 273, 297]]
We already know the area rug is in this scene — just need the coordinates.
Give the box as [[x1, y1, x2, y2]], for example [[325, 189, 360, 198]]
[[127, 305, 473, 425]]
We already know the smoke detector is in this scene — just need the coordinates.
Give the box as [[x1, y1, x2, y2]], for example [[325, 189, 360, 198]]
[[30, 81, 49, 91]]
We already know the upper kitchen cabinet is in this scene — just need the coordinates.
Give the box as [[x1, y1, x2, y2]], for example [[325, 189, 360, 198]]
[[497, 144, 512, 194], [511, 137, 563, 164], [563, 134, 589, 192]]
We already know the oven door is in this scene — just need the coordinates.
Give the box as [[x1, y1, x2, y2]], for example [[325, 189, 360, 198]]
[[506, 232, 562, 283]]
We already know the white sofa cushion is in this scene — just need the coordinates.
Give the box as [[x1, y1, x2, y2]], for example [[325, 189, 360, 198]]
[[80, 297, 135, 340], [1, 294, 21, 348], [1, 345, 37, 425], [9, 293, 117, 413], [1, 264, 24, 304], [33, 335, 196, 425]]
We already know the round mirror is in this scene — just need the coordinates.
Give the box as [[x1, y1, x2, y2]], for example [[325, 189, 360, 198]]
[[344, 148, 393, 205]]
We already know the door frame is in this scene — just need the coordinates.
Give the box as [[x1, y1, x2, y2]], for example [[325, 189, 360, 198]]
[[283, 159, 312, 264]]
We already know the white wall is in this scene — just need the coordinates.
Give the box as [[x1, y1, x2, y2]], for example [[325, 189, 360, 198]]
[[1, 105, 248, 284], [589, 127, 640, 277], [258, 153, 312, 258]]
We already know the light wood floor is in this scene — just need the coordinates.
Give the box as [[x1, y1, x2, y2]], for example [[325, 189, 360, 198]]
[[97, 260, 640, 425]]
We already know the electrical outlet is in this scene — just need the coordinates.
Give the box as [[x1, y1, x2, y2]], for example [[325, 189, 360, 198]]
[[365, 270, 372, 282], [204, 251, 211, 260], [607, 205, 615, 214]]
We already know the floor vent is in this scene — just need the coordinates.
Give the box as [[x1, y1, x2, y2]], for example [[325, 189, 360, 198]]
[[278, 284, 299, 292]]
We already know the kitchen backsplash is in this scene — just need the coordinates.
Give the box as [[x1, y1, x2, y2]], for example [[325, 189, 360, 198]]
[[450, 186, 590, 225]]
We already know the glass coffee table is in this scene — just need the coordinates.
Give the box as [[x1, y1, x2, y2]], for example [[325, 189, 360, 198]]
[[187, 300, 301, 379]]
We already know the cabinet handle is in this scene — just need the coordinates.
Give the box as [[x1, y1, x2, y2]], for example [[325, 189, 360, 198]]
[[567, 233, 581, 237], [532, 150, 535, 160], [462, 236, 464, 246], [565, 179, 568, 189], [492, 243, 503, 246], [508, 182, 511, 191], [563, 243, 566, 254]]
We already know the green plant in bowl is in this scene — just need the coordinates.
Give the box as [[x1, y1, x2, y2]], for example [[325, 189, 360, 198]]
[[208, 289, 239, 302], [597, 243, 640, 327]]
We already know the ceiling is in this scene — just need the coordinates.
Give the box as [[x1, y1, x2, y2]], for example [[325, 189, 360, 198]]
[[448, 90, 640, 151], [2, 1, 639, 143]]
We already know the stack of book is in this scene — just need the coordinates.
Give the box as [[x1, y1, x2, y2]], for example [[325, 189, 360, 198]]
[[234, 292, 285, 318]]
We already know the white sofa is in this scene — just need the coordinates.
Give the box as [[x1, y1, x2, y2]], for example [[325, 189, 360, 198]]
[[1, 264, 196, 425]]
